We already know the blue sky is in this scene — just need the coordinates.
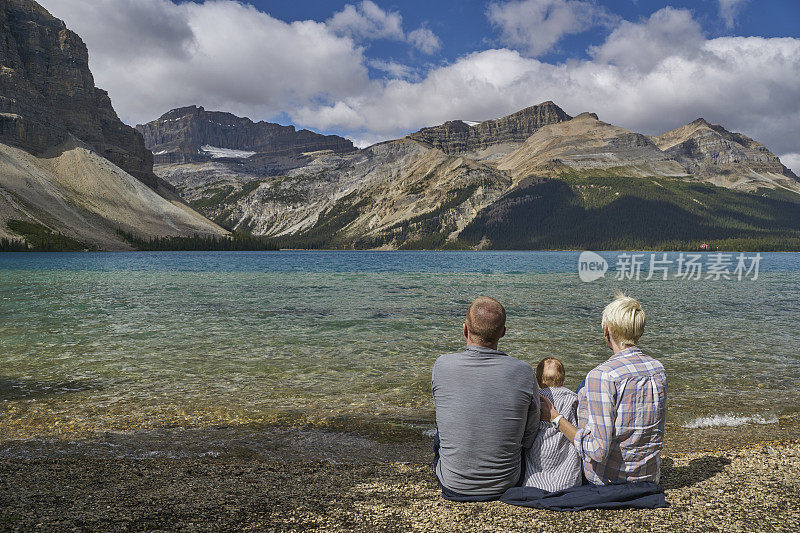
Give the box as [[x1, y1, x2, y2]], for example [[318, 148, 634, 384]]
[[256, 0, 799, 68], [40, 0, 800, 170]]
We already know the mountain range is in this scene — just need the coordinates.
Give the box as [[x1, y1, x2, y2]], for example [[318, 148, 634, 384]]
[[141, 99, 800, 250], [2, 0, 799, 251]]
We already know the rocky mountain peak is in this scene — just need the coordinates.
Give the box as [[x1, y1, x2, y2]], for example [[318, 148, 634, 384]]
[[159, 105, 204, 121], [654, 119, 798, 183], [137, 106, 357, 164], [406, 101, 572, 155], [0, 0, 161, 190], [497, 111, 685, 179]]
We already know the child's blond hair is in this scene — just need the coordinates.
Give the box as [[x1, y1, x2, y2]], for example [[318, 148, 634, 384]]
[[536, 357, 565, 388]]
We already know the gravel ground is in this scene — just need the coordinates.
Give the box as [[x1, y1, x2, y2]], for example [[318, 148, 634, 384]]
[[1, 440, 798, 531]]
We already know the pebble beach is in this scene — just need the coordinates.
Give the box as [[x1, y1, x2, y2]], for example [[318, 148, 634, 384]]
[[1, 430, 798, 532]]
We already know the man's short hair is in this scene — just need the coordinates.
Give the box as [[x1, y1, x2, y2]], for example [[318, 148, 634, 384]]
[[465, 296, 506, 345], [536, 357, 565, 388], [602, 293, 646, 348]]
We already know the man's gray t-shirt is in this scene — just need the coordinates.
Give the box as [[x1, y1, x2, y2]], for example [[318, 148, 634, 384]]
[[432, 345, 540, 495]]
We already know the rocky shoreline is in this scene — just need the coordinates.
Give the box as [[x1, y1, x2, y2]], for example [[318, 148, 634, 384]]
[[0, 430, 798, 531]]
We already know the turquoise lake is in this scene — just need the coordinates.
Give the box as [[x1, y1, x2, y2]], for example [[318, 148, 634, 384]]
[[1, 251, 798, 445]]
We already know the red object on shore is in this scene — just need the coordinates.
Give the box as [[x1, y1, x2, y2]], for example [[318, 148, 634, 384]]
[[699, 243, 709, 250]]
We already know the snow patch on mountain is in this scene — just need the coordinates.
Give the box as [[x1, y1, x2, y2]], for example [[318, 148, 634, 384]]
[[199, 145, 256, 159]]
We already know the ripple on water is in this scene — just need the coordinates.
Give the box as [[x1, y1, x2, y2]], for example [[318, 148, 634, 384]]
[[0, 251, 799, 445]]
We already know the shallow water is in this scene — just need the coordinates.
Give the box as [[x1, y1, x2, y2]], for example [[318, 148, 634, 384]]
[[1, 251, 798, 450]]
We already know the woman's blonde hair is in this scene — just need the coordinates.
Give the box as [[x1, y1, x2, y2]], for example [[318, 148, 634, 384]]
[[602, 292, 645, 348]]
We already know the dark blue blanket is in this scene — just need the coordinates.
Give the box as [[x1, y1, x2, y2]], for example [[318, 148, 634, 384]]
[[500, 482, 666, 511]]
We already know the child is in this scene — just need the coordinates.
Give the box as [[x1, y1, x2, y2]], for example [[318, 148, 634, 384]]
[[523, 357, 583, 491]]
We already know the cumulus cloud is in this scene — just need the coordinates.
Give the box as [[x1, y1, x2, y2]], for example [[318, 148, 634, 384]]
[[39, 0, 370, 125], [589, 7, 705, 71], [487, 0, 616, 56], [293, 9, 800, 156], [38, 2, 799, 158], [780, 153, 800, 176], [327, 0, 404, 41], [407, 27, 442, 55], [717, 0, 748, 29], [327, 1, 441, 54], [52, 0, 195, 61], [367, 59, 416, 80]]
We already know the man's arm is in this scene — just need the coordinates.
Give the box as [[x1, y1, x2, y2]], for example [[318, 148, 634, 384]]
[[540, 370, 616, 463], [521, 387, 540, 449]]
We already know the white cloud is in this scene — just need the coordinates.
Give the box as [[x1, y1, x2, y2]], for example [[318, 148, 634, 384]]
[[37, 2, 800, 159], [292, 13, 800, 156], [717, 0, 748, 29], [589, 7, 705, 72], [328, 1, 441, 54], [487, 0, 616, 56], [327, 0, 404, 41], [780, 153, 800, 176], [367, 59, 416, 80], [39, 0, 370, 125], [349, 132, 393, 149], [407, 27, 442, 55]]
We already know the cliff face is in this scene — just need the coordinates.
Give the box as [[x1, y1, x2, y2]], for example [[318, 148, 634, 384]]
[[0, 0, 159, 188], [170, 138, 511, 248], [653, 118, 799, 189], [136, 106, 357, 164], [0, 0, 226, 248], [497, 112, 687, 180], [406, 101, 572, 156]]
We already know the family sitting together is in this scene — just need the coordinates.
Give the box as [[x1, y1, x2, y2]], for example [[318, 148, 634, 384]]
[[432, 294, 667, 504]]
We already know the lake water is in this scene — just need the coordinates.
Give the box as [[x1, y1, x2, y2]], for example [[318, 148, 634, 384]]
[[1, 251, 798, 453]]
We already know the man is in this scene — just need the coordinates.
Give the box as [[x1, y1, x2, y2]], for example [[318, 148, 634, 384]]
[[540, 293, 667, 485], [432, 296, 540, 500]]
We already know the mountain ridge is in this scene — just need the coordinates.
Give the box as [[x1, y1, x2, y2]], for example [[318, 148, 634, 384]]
[[406, 101, 572, 158], [0, 0, 166, 191], [0, 136, 226, 248], [4, 0, 798, 251], [652, 117, 797, 192], [497, 112, 688, 180], [136, 105, 357, 166], [0, 0, 226, 249], [149, 101, 800, 250]]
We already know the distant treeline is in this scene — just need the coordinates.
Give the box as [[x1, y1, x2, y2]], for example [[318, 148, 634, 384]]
[[1, 220, 92, 251], [116, 229, 280, 251], [457, 176, 800, 251], [6, 171, 800, 253], [0, 237, 30, 252], [0, 220, 283, 252]]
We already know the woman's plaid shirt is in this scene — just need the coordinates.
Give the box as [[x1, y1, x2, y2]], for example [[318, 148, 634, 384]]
[[575, 347, 667, 485]]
